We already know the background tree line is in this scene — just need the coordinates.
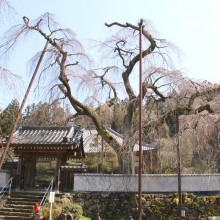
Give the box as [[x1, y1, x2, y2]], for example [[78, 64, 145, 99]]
[[1, 88, 220, 174]]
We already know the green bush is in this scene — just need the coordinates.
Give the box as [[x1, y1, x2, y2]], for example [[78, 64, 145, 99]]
[[41, 203, 62, 220], [40, 196, 83, 220], [61, 202, 83, 219]]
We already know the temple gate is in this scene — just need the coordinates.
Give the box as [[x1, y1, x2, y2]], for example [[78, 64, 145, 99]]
[[9, 125, 85, 192]]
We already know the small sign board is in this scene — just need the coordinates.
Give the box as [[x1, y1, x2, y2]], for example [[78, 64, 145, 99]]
[[49, 192, 55, 203]]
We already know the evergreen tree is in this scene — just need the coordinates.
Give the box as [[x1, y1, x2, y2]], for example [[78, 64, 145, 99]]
[[0, 99, 19, 137]]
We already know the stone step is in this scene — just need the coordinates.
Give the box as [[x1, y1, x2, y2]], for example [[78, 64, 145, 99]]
[[7, 198, 41, 205], [0, 192, 44, 220], [5, 204, 33, 209], [0, 215, 31, 220], [7, 196, 42, 202], [0, 207, 33, 213], [6, 201, 38, 207], [0, 210, 31, 217], [10, 193, 44, 199]]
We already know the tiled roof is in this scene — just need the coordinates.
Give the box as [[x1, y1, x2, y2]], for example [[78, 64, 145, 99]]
[[107, 128, 158, 151], [11, 126, 82, 145], [83, 128, 158, 153]]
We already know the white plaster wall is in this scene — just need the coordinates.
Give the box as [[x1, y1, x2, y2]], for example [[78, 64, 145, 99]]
[[73, 174, 220, 192], [0, 171, 10, 188]]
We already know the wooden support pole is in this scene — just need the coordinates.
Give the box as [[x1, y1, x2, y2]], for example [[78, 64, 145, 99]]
[[138, 18, 144, 220], [0, 41, 49, 169]]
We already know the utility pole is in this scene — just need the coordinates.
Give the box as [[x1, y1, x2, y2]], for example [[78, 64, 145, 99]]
[[176, 112, 184, 219], [0, 41, 49, 169], [138, 18, 144, 220]]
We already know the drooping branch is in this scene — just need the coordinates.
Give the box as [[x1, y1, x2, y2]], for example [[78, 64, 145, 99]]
[[93, 67, 118, 107]]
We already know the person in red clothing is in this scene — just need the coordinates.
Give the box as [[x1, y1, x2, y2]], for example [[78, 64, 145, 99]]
[[33, 202, 40, 213], [33, 203, 40, 220]]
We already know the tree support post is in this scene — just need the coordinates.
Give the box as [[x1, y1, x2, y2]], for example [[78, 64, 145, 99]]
[[138, 18, 144, 220], [0, 41, 49, 170], [176, 112, 183, 219]]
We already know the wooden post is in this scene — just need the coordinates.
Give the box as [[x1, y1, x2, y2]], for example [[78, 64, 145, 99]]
[[16, 156, 23, 189], [60, 154, 67, 191], [55, 157, 62, 192], [138, 18, 144, 220], [0, 41, 49, 170], [30, 157, 36, 188], [176, 112, 183, 219]]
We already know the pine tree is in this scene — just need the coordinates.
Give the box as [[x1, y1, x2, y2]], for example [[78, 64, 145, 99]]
[[0, 99, 19, 137]]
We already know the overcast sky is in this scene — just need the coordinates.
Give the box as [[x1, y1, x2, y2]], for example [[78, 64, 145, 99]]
[[1, 0, 220, 108]]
